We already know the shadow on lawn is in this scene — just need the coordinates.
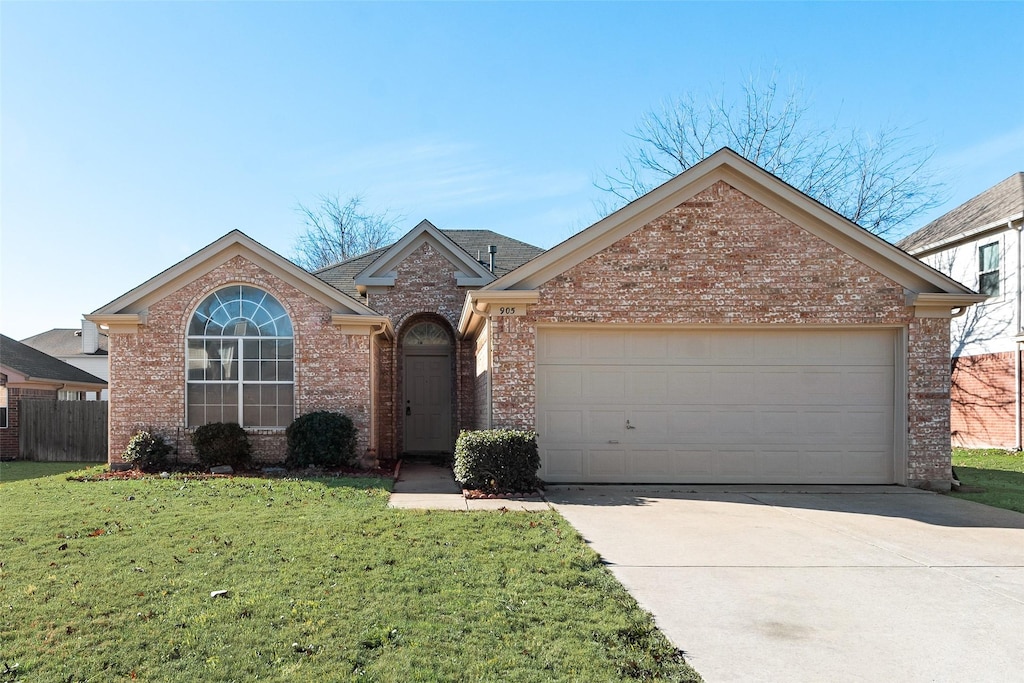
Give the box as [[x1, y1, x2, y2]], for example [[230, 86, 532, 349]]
[[544, 483, 1024, 529], [0, 461, 104, 483]]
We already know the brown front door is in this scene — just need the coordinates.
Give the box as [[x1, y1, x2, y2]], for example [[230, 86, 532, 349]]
[[404, 352, 452, 453]]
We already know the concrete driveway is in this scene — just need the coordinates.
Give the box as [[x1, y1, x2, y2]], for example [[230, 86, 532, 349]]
[[545, 485, 1024, 683]]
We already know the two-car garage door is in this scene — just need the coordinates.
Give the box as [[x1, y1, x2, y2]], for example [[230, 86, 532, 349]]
[[536, 328, 898, 484]]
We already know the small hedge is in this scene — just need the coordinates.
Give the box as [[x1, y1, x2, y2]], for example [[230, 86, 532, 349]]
[[191, 422, 252, 470], [454, 429, 541, 493], [122, 429, 174, 472], [285, 411, 357, 468]]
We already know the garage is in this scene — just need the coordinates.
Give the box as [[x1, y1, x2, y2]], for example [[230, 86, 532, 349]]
[[536, 327, 899, 484]]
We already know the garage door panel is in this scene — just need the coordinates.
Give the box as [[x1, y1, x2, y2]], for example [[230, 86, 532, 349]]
[[540, 369, 582, 402], [537, 328, 897, 484], [545, 449, 584, 477], [589, 410, 626, 440], [542, 410, 583, 442], [586, 370, 626, 401], [667, 370, 713, 400], [589, 448, 627, 477]]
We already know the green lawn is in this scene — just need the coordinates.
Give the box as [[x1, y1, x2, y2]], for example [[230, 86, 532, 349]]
[[0, 466, 700, 682], [0, 460, 105, 483], [950, 448, 1024, 514]]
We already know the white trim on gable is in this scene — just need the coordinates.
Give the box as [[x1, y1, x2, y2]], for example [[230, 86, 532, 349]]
[[353, 219, 496, 294], [90, 230, 379, 321]]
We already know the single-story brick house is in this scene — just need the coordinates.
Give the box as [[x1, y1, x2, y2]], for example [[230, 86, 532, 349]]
[[89, 149, 983, 488]]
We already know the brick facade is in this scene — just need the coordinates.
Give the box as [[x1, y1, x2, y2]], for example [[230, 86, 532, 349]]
[[107, 255, 371, 465], [950, 351, 1021, 449], [483, 181, 953, 486]]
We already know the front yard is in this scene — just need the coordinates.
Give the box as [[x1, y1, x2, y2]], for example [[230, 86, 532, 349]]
[[951, 448, 1024, 514], [0, 465, 700, 682]]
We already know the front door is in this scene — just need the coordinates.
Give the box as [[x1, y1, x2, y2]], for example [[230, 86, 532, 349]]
[[402, 321, 453, 453]]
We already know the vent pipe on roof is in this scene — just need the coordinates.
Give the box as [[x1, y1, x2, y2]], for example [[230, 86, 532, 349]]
[[487, 245, 497, 273]]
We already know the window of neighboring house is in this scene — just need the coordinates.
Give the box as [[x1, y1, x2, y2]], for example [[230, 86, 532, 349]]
[[185, 285, 294, 428], [0, 407, 6, 429], [979, 242, 1001, 297]]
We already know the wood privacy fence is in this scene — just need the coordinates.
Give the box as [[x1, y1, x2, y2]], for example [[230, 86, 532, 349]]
[[19, 400, 108, 462]]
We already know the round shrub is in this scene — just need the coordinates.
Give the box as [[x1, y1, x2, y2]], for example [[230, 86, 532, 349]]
[[286, 411, 357, 468], [454, 429, 541, 492], [122, 430, 174, 472], [191, 422, 252, 470]]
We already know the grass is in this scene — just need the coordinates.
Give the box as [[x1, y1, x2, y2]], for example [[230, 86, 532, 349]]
[[0, 465, 700, 682], [950, 448, 1024, 514], [0, 460, 105, 483]]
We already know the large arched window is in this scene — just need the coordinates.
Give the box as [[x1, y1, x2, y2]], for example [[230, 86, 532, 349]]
[[186, 285, 294, 428]]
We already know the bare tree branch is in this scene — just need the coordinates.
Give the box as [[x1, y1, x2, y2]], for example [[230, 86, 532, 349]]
[[596, 73, 947, 238], [292, 194, 400, 270]]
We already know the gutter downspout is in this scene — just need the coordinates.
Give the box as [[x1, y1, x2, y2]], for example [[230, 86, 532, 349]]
[[368, 323, 388, 460], [1016, 221, 1022, 450]]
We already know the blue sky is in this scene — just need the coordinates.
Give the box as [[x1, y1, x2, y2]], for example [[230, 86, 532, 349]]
[[3, 1, 1022, 340]]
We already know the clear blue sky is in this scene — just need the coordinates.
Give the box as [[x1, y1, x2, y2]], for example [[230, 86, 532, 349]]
[[3, 1, 1022, 340]]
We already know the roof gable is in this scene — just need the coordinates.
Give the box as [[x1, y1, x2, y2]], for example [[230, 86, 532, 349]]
[[352, 220, 497, 293], [1, 334, 106, 387], [91, 230, 378, 318], [483, 147, 979, 298], [897, 172, 1024, 254]]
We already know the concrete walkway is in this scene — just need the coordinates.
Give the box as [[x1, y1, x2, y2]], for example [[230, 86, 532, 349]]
[[387, 460, 549, 512]]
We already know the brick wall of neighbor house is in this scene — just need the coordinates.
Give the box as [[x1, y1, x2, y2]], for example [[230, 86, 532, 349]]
[[487, 181, 953, 485], [107, 255, 372, 465], [0, 387, 57, 459], [950, 351, 1021, 449]]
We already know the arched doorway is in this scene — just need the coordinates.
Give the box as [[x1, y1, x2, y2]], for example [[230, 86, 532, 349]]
[[402, 319, 454, 454]]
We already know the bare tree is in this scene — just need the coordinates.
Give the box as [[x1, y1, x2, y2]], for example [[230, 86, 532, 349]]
[[292, 194, 399, 270], [596, 74, 946, 239]]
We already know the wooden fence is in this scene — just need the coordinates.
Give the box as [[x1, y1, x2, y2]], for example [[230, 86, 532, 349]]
[[19, 400, 108, 462]]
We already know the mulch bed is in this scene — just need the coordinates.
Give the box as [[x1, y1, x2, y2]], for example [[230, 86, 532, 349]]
[[462, 488, 544, 499], [69, 460, 401, 482]]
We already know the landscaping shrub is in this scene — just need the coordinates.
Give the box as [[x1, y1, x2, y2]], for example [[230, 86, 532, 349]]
[[285, 410, 357, 468], [454, 429, 541, 492], [122, 429, 174, 472], [191, 422, 252, 470]]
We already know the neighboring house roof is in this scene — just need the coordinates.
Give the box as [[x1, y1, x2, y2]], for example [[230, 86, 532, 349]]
[[20, 328, 108, 357], [315, 228, 544, 298], [1, 334, 107, 387], [897, 172, 1024, 254], [460, 147, 985, 333]]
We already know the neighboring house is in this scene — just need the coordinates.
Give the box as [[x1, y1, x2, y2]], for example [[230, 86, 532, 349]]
[[0, 334, 108, 459], [897, 172, 1024, 449], [21, 321, 109, 399], [88, 148, 982, 488]]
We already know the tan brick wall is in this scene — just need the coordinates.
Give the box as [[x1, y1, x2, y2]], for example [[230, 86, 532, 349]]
[[487, 181, 952, 485], [950, 351, 1021, 449], [107, 255, 371, 465]]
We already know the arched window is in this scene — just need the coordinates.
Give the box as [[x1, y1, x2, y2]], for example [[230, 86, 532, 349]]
[[186, 285, 294, 427]]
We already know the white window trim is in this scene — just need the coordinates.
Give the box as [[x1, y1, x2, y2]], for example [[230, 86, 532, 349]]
[[978, 239, 1004, 303]]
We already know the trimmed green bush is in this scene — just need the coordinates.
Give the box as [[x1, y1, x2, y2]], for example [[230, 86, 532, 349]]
[[122, 429, 174, 472], [191, 422, 252, 470], [285, 411, 357, 468], [454, 429, 541, 492]]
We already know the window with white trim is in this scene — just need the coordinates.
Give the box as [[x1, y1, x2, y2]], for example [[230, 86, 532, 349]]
[[978, 242, 1000, 297], [186, 286, 294, 428]]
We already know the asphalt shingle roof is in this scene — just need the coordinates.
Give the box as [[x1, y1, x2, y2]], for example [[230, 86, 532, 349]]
[[20, 328, 108, 357], [898, 172, 1024, 253], [314, 229, 545, 299], [1, 334, 107, 385]]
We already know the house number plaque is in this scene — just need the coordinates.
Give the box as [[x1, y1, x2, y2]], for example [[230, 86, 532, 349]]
[[492, 305, 526, 316]]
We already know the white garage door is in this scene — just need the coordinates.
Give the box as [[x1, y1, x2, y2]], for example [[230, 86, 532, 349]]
[[536, 328, 897, 484]]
